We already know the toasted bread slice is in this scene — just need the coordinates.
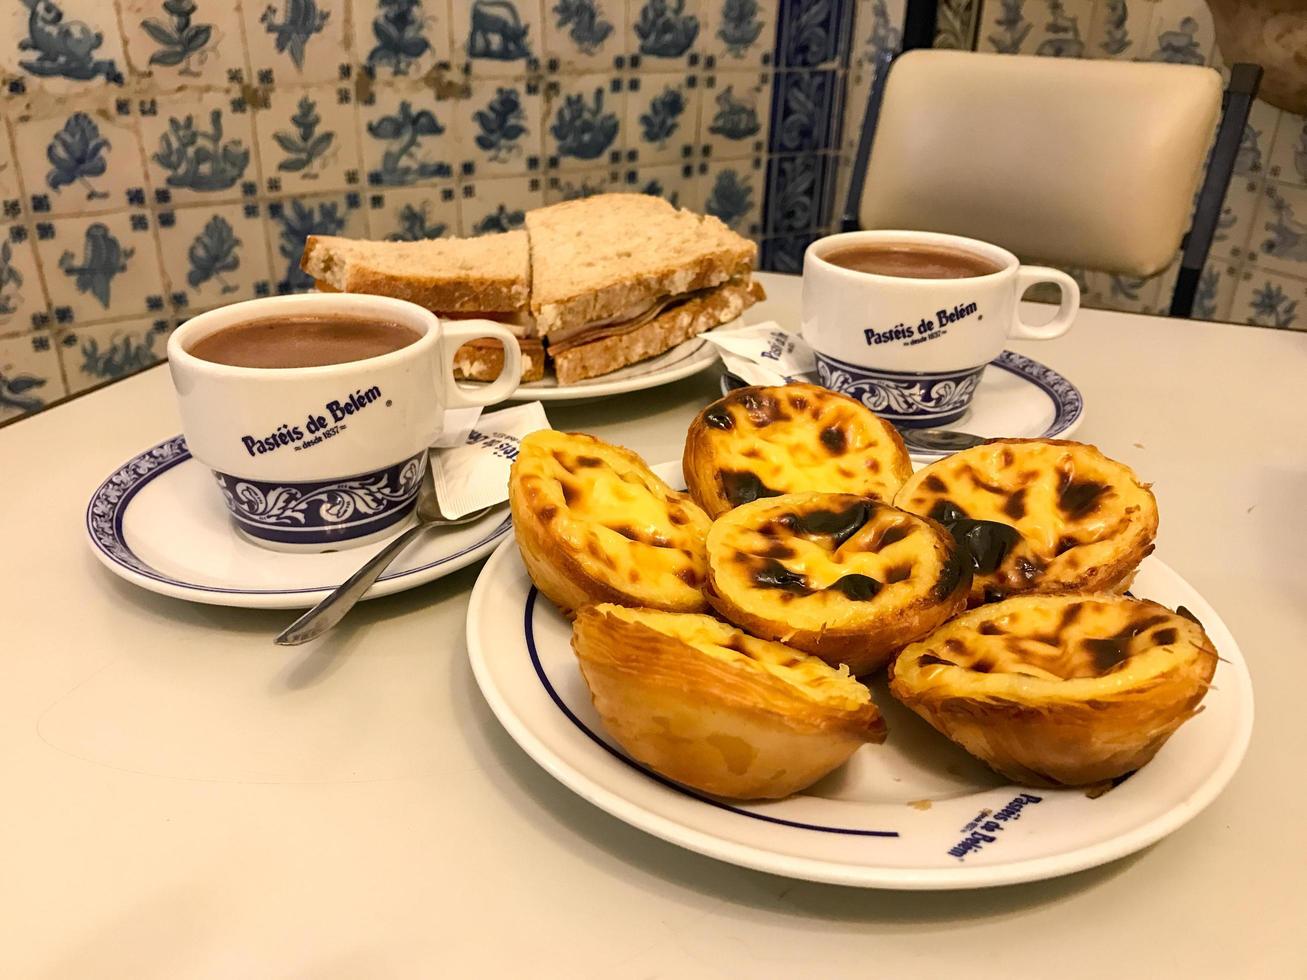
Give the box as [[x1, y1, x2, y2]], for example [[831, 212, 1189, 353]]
[[550, 278, 764, 385], [301, 232, 530, 313], [525, 194, 757, 337], [453, 338, 546, 383]]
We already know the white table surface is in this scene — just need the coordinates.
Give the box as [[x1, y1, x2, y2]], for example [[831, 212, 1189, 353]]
[[3, 273, 1306, 979]]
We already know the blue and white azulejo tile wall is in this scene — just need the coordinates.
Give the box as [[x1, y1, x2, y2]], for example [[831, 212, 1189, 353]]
[[1, 0, 902, 425], [934, 0, 1307, 332]]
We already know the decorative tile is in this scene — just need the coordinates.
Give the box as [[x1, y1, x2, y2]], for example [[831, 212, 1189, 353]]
[[253, 83, 360, 196], [1248, 181, 1307, 280], [1190, 257, 1240, 323], [625, 161, 701, 208], [265, 193, 369, 291], [1235, 98, 1285, 178], [764, 152, 835, 234], [1, 0, 128, 93], [775, 0, 852, 68], [139, 91, 259, 205], [701, 157, 762, 235], [0, 225, 50, 335], [1086, 0, 1154, 60], [460, 0, 544, 74], [851, 0, 904, 68], [0, 332, 65, 424], [1230, 268, 1306, 331], [457, 78, 546, 178], [1141, 0, 1214, 66], [32, 212, 165, 324], [13, 106, 146, 217], [629, 0, 705, 66], [367, 184, 461, 239], [543, 0, 628, 70], [156, 203, 274, 313], [459, 175, 545, 234], [545, 74, 625, 166], [768, 70, 842, 156], [1014, 0, 1096, 59], [1092, 269, 1164, 315], [360, 89, 458, 188], [241, 0, 349, 85], [0, 125, 22, 219], [625, 74, 700, 165], [699, 70, 769, 159], [544, 167, 624, 202], [701, 0, 776, 65], [932, 0, 977, 50], [357, 0, 455, 79], [57, 316, 174, 395], [760, 231, 820, 273], [980, 0, 1036, 54], [1209, 176, 1262, 262], [118, 0, 248, 88], [1266, 108, 1307, 190]]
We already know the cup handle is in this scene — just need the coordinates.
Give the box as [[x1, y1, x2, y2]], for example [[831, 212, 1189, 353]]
[[1010, 266, 1080, 340], [437, 320, 523, 407]]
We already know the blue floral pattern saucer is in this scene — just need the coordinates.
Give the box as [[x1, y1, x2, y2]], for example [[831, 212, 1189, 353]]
[[722, 350, 1084, 455], [85, 435, 512, 609]]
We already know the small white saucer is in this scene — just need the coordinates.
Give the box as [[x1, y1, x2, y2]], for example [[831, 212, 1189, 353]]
[[86, 436, 511, 609]]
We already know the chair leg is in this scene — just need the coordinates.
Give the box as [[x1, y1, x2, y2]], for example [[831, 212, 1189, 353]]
[[1169, 63, 1262, 319]]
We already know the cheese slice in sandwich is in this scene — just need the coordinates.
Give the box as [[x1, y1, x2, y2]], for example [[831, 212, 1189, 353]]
[[300, 231, 545, 382], [525, 194, 763, 383]]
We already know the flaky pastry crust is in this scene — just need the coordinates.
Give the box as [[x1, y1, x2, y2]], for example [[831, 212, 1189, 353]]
[[572, 605, 887, 799], [888, 594, 1218, 786], [509, 430, 712, 616], [703, 492, 970, 675], [684, 383, 912, 518], [894, 439, 1159, 605]]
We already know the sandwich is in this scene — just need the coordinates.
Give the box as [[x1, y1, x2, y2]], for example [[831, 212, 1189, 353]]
[[299, 193, 763, 385], [301, 229, 547, 382], [524, 194, 763, 384]]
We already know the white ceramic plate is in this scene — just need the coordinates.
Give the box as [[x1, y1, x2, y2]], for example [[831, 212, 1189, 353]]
[[86, 436, 511, 609], [467, 464, 1253, 889], [501, 331, 725, 402]]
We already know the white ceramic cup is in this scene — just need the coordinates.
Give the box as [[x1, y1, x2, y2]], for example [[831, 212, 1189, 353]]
[[801, 230, 1079, 427], [167, 292, 521, 552]]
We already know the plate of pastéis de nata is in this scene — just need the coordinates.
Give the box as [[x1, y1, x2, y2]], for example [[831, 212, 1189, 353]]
[[466, 384, 1252, 889]]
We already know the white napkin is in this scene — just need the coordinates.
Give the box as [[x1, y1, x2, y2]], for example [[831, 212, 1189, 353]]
[[702, 321, 816, 385], [430, 402, 550, 518]]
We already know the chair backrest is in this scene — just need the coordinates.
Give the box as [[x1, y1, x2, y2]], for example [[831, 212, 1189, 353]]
[[856, 49, 1223, 278]]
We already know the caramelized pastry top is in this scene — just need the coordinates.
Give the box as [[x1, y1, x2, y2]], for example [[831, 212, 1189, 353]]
[[595, 605, 874, 712], [513, 430, 711, 606], [706, 492, 966, 634], [893, 594, 1216, 695], [895, 439, 1158, 600], [689, 384, 911, 512]]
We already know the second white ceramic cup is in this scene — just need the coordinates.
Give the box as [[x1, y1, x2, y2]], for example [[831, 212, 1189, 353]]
[[801, 230, 1079, 427]]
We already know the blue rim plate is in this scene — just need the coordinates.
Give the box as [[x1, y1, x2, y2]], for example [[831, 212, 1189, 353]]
[[85, 435, 511, 609], [722, 349, 1084, 454], [466, 462, 1252, 889]]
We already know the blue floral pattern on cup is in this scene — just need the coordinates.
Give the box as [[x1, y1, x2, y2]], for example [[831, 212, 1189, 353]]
[[815, 351, 986, 427], [213, 452, 424, 545]]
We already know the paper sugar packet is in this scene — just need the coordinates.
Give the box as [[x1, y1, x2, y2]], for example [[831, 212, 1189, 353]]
[[701, 322, 816, 386], [430, 401, 550, 519], [432, 406, 483, 448]]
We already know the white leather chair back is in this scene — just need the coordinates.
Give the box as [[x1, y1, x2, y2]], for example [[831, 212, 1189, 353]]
[[859, 50, 1223, 277]]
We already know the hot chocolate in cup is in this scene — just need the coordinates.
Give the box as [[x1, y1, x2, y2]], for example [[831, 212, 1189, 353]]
[[168, 293, 522, 552], [801, 230, 1079, 428]]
